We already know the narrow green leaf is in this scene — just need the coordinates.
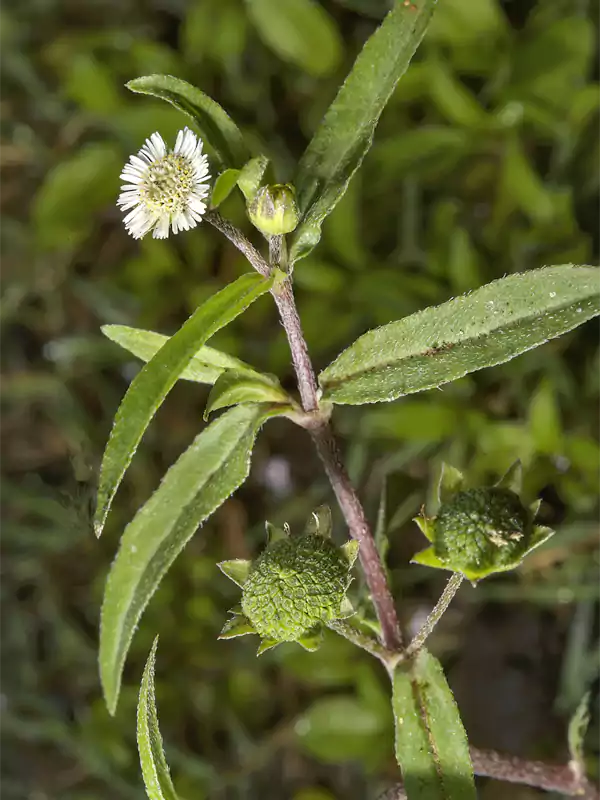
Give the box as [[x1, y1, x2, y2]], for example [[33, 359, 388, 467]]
[[290, 0, 437, 263], [102, 324, 260, 385], [95, 273, 273, 536], [393, 664, 441, 799], [246, 0, 342, 78], [100, 404, 279, 714], [137, 638, 180, 800], [127, 74, 250, 168], [204, 369, 290, 420], [393, 649, 475, 799], [211, 168, 241, 207], [320, 266, 600, 405]]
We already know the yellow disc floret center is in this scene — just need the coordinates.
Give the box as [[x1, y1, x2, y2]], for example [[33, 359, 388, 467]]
[[140, 154, 194, 214]]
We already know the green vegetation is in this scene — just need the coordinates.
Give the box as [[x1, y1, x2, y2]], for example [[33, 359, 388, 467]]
[[3, 0, 598, 798]]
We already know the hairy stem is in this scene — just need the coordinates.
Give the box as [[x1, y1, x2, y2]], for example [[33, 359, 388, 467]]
[[210, 217, 402, 649], [326, 619, 391, 662], [381, 749, 599, 799], [404, 573, 463, 659], [310, 423, 402, 650], [206, 211, 270, 277], [271, 280, 320, 413], [271, 273, 402, 650]]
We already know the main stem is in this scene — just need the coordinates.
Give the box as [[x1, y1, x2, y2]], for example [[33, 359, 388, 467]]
[[271, 263, 402, 651], [205, 216, 402, 650]]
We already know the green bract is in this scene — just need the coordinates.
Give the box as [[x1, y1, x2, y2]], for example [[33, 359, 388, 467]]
[[412, 462, 554, 582], [218, 509, 359, 653]]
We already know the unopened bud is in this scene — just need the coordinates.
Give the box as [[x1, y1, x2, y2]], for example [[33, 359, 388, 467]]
[[248, 184, 299, 236]]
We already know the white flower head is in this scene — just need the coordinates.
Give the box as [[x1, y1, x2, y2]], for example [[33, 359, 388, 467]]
[[118, 128, 211, 240]]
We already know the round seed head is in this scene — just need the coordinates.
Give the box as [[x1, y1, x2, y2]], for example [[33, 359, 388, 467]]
[[241, 534, 352, 641], [433, 487, 531, 574]]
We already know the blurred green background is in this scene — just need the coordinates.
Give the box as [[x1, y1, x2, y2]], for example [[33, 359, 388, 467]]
[[2, 0, 599, 798]]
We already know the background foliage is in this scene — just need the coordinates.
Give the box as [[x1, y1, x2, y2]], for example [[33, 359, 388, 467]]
[[2, 0, 599, 797]]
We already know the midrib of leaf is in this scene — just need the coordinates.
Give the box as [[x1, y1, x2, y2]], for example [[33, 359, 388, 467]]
[[320, 267, 600, 396], [412, 676, 445, 792]]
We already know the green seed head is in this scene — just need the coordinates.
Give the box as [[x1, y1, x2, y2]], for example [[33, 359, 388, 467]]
[[241, 534, 352, 641], [433, 487, 531, 574]]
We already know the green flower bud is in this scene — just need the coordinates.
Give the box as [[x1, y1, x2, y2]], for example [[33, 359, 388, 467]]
[[248, 183, 299, 236], [217, 509, 359, 654], [412, 463, 554, 582]]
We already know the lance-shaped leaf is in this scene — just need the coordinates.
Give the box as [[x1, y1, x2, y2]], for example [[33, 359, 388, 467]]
[[100, 404, 281, 714], [320, 266, 600, 405], [290, 0, 437, 263], [204, 369, 290, 420], [102, 324, 260, 385], [137, 638, 180, 800], [393, 649, 476, 800], [127, 75, 250, 169], [95, 273, 273, 536]]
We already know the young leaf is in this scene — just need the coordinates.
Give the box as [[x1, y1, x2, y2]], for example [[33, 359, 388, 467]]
[[211, 168, 241, 207], [137, 638, 180, 800], [393, 649, 475, 799], [100, 404, 281, 714], [238, 155, 269, 203], [290, 0, 437, 263], [95, 273, 273, 537], [102, 324, 260, 385], [127, 75, 250, 168], [204, 369, 290, 420], [320, 265, 600, 405]]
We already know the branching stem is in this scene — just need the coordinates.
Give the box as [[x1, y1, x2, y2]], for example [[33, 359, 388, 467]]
[[209, 217, 599, 800], [404, 573, 463, 659]]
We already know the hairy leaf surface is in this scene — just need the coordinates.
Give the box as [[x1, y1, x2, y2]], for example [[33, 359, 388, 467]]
[[137, 638, 180, 800], [320, 266, 600, 404], [102, 324, 258, 385], [290, 0, 437, 262], [393, 649, 475, 799], [100, 404, 280, 714], [204, 369, 290, 419]]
